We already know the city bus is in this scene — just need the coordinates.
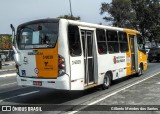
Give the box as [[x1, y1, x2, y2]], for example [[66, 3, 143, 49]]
[[10, 18, 147, 90]]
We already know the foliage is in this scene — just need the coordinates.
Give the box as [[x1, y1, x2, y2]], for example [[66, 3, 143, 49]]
[[100, 0, 136, 28], [100, 0, 160, 42], [0, 34, 12, 50], [131, 0, 160, 42], [58, 14, 80, 20]]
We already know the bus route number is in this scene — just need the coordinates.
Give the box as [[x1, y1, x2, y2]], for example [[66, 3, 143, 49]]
[[72, 60, 81, 65]]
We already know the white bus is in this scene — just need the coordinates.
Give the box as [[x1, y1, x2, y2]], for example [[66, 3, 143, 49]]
[[11, 18, 147, 90]]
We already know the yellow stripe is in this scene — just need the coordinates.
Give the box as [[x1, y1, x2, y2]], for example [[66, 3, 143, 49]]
[[84, 84, 97, 89], [126, 51, 131, 76]]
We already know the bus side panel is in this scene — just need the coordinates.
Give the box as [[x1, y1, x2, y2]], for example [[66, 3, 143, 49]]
[[70, 57, 84, 90], [58, 20, 71, 90], [97, 53, 127, 85], [138, 51, 147, 71], [18, 50, 37, 77]]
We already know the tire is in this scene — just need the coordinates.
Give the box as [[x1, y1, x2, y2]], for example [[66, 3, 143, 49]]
[[137, 65, 143, 77], [102, 73, 111, 90]]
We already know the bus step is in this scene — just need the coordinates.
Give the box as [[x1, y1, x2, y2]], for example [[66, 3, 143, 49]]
[[84, 84, 97, 89]]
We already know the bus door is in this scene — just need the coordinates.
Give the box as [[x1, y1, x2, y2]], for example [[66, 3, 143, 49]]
[[129, 35, 138, 72], [81, 30, 95, 86]]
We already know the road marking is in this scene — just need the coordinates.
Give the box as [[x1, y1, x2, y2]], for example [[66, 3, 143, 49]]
[[0, 87, 28, 94], [0, 73, 16, 78], [156, 82, 160, 84], [68, 71, 160, 114], [0, 90, 39, 103], [0, 82, 17, 87]]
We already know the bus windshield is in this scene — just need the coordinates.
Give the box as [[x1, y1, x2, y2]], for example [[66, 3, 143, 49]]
[[17, 22, 59, 50]]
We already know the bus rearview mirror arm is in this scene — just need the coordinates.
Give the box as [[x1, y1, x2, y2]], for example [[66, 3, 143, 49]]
[[10, 24, 18, 54], [10, 24, 21, 66]]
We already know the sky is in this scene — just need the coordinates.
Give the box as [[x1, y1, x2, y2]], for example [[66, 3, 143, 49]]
[[0, 0, 111, 34]]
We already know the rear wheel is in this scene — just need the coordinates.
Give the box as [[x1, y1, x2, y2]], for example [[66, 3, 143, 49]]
[[102, 73, 111, 90]]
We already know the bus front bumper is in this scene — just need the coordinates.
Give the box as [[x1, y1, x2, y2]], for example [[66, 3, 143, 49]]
[[16, 74, 70, 90]]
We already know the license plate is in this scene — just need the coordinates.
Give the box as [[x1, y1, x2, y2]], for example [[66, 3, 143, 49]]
[[33, 81, 42, 86]]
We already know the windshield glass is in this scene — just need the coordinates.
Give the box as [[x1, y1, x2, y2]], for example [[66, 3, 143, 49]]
[[17, 22, 59, 50]]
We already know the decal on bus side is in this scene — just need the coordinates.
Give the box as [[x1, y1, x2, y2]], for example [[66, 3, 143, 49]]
[[72, 60, 81, 65], [113, 56, 125, 64]]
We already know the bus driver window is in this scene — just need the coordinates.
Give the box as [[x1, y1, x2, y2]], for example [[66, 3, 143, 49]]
[[42, 35, 50, 44]]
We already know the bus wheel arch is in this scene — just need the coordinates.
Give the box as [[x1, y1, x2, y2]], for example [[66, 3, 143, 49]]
[[102, 71, 112, 90]]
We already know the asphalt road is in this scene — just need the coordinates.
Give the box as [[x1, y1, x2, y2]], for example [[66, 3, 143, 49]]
[[0, 62, 160, 114]]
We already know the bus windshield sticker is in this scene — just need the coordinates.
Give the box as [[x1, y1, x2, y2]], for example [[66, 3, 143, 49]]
[[22, 70, 26, 76], [32, 31, 40, 44]]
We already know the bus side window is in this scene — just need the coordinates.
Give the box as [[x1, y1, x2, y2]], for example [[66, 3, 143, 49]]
[[106, 30, 119, 53], [137, 34, 145, 50], [118, 32, 129, 52], [96, 29, 107, 54], [68, 25, 82, 56]]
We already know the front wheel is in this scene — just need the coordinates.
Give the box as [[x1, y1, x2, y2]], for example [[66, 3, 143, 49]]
[[102, 73, 111, 90], [136, 65, 143, 77]]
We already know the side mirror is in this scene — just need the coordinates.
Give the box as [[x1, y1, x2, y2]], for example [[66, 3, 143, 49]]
[[10, 24, 15, 32], [10, 24, 15, 42], [10, 24, 18, 54]]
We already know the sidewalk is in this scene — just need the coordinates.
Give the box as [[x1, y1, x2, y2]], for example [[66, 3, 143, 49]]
[[0, 61, 16, 73]]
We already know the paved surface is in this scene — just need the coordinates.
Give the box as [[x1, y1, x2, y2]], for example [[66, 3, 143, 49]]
[[75, 73, 160, 114], [0, 61, 16, 74], [0, 62, 160, 114]]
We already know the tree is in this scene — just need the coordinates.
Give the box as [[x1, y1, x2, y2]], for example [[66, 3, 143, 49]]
[[100, 0, 160, 45], [0, 34, 12, 51], [131, 0, 160, 43], [58, 14, 80, 20], [100, 0, 136, 28]]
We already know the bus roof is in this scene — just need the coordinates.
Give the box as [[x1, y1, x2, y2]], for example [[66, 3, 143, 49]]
[[17, 18, 139, 34], [64, 19, 139, 34]]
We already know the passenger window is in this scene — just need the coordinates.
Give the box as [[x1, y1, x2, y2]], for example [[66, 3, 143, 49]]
[[106, 30, 119, 53], [68, 25, 82, 56], [118, 32, 129, 52], [96, 29, 107, 54], [137, 34, 145, 50]]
